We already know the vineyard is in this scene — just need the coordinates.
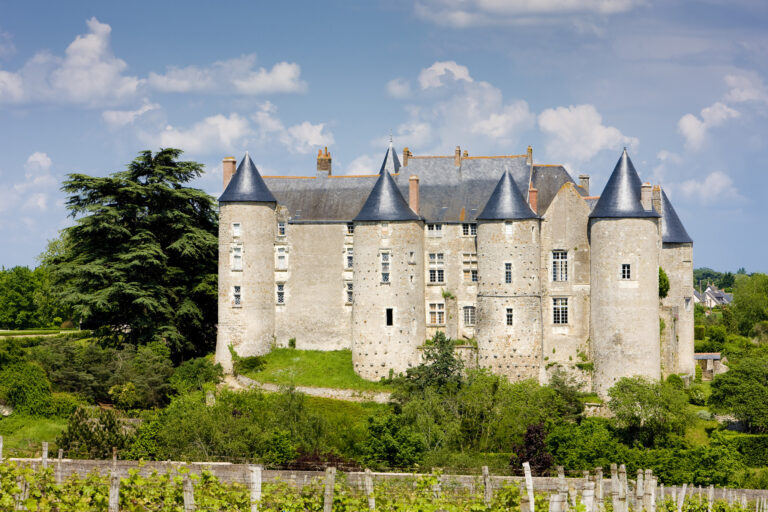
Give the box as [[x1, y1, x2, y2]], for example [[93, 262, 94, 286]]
[[2, 458, 768, 512]]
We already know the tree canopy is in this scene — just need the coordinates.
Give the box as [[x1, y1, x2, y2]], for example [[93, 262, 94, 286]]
[[709, 355, 768, 433], [44, 149, 218, 359]]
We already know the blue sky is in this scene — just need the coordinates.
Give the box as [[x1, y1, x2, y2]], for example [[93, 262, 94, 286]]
[[0, 0, 766, 271]]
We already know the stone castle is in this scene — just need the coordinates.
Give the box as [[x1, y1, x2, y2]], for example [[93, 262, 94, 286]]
[[214, 143, 694, 395]]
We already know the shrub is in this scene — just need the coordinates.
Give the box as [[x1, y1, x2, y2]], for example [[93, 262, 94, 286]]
[[666, 374, 684, 390], [694, 325, 706, 341], [57, 405, 132, 459], [0, 361, 53, 415], [169, 357, 223, 394], [50, 392, 84, 417], [659, 267, 670, 298], [687, 384, 707, 406]]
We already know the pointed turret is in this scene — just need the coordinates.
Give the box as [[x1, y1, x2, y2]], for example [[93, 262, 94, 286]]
[[590, 149, 659, 219], [477, 170, 538, 220], [219, 153, 277, 203], [379, 138, 401, 175], [354, 170, 419, 222], [660, 190, 693, 243]]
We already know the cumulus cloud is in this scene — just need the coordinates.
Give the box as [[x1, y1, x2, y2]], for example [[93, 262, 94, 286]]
[[148, 54, 307, 95], [252, 102, 334, 154], [25, 152, 52, 175], [418, 61, 473, 89], [724, 72, 768, 105], [344, 154, 378, 175], [0, 18, 141, 106], [102, 102, 160, 128], [678, 102, 739, 151], [0, 152, 59, 214], [538, 104, 638, 164], [0, 30, 15, 57], [152, 114, 252, 155], [386, 78, 412, 99], [674, 171, 743, 203], [414, 0, 645, 27]]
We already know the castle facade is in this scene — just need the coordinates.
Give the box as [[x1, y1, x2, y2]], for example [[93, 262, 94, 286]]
[[214, 144, 695, 395]]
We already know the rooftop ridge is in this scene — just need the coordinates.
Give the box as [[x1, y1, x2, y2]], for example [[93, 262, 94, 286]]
[[219, 153, 277, 203], [477, 170, 538, 221], [354, 170, 420, 222], [589, 149, 660, 219]]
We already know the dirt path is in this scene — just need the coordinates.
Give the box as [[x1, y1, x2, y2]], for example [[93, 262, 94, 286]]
[[226, 375, 392, 404]]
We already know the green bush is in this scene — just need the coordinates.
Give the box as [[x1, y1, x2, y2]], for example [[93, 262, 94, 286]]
[[169, 357, 223, 394], [717, 432, 768, 467], [694, 325, 706, 341], [659, 267, 670, 298], [0, 361, 53, 415], [50, 392, 84, 417], [57, 405, 132, 459], [687, 384, 707, 406]]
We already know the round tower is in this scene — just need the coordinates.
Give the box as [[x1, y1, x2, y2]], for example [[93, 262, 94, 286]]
[[590, 150, 661, 396], [351, 165, 424, 380], [475, 170, 542, 381], [215, 153, 277, 372]]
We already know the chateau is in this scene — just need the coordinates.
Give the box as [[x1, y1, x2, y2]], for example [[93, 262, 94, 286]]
[[214, 143, 694, 395]]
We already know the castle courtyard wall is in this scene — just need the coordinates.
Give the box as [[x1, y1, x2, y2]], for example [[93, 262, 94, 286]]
[[661, 243, 695, 376]]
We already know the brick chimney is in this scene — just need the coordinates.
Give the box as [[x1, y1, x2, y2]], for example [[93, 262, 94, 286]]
[[316, 147, 332, 176], [454, 146, 461, 166], [526, 145, 533, 166], [409, 175, 420, 215], [463, 150, 468, 158], [641, 182, 652, 211], [403, 147, 411, 167], [222, 157, 236, 189], [579, 174, 590, 195], [652, 185, 662, 214], [529, 184, 538, 214]]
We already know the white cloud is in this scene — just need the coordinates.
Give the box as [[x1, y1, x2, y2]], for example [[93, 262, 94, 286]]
[[102, 102, 160, 128], [414, 0, 645, 27], [678, 102, 739, 151], [154, 113, 252, 154], [724, 72, 768, 104], [0, 152, 59, 215], [0, 30, 15, 57], [675, 171, 743, 202], [148, 55, 307, 95], [252, 101, 334, 154], [345, 154, 378, 175], [418, 61, 473, 89], [538, 104, 638, 164], [0, 18, 141, 106], [386, 78, 412, 99], [25, 152, 52, 175]]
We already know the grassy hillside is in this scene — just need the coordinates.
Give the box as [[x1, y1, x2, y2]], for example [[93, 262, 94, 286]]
[[0, 415, 67, 457]]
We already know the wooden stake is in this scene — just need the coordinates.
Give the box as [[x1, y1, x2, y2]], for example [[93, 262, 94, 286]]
[[249, 465, 262, 512], [583, 481, 595, 512], [183, 475, 195, 512], [108, 472, 120, 512], [56, 449, 63, 485], [523, 462, 536, 512], [595, 467, 604, 509], [619, 465, 628, 512], [364, 468, 375, 511], [41, 442, 48, 469], [677, 484, 687, 512], [482, 466, 492, 506], [323, 467, 336, 512], [611, 464, 620, 512]]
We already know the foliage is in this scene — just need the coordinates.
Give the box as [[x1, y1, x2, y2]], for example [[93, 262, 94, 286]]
[[44, 148, 218, 360], [0, 266, 69, 329], [510, 423, 553, 475], [0, 415, 68, 458], [362, 414, 426, 468], [717, 432, 768, 467], [687, 384, 708, 406], [399, 331, 464, 392], [659, 267, 670, 298], [709, 355, 768, 433], [56, 405, 132, 459], [607, 376, 695, 447], [732, 273, 768, 336], [169, 356, 223, 394], [0, 361, 53, 415]]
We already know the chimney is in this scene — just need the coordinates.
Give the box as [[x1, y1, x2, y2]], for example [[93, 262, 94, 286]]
[[463, 150, 468, 158], [409, 175, 420, 215], [529, 184, 538, 214], [403, 147, 411, 167], [526, 145, 533, 166], [579, 174, 590, 195], [454, 146, 461, 166], [641, 182, 652, 211], [316, 147, 332, 176], [222, 157, 236, 190], [652, 185, 662, 214]]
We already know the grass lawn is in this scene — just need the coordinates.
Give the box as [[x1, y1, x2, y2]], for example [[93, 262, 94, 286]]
[[0, 415, 68, 457], [0, 329, 76, 337], [245, 348, 391, 392]]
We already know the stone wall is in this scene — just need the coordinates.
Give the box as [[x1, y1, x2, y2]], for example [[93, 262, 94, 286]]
[[661, 243, 695, 376]]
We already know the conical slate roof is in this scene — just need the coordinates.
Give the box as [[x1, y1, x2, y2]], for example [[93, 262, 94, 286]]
[[354, 170, 420, 222], [219, 153, 277, 203], [660, 189, 693, 243], [476, 170, 538, 220], [590, 149, 660, 218], [379, 140, 401, 175]]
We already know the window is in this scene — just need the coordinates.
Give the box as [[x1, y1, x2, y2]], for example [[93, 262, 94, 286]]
[[463, 306, 476, 326], [381, 222, 389, 236], [233, 286, 241, 306], [276, 284, 285, 304], [428, 253, 445, 283], [429, 303, 445, 325], [346, 222, 354, 235], [277, 222, 286, 236], [276, 247, 287, 270], [232, 246, 243, 271], [346, 247, 354, 269], [462, 223, 477, 236], [427, 224, 443, 237], [552, 250, 568, 282], [346, 282, 354, 304], [621, 264, 631, 280], [506, 308, 514, 326], [685, 297, 692, 312], [462, 253, 478, 283], [386, 308, 393, 326], [232, 222, 241, 237], [380, 251, 390, 282], [553, 298, 568, 324], [505, 222, 514, 236], [505, 263, 512, 284]]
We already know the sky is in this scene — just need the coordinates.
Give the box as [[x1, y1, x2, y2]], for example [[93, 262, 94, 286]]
[[0, 0, 766, 272]]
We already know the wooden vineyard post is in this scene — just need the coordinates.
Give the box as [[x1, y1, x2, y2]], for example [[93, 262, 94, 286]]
[[583, 481, 596, 512], [636, 468, 644, 511], [482, 466, 492, 506], [595, 467, 604, 510], [677, 483, 687, 512], [523, 462, 536, 512], [364, 468, 375, 511], [643, 469, 653, 512], [42, 442, 48, 469], [108, 472, 120, 512], [249, 465, 263, 512], [558, 465, 568, 508], [611, 464, 620, 512], [323, 467, 336, 512], [56, 449, 63, 485], [619, 465, 628, 512], [183, 474, 196, 512], [0, 435, 3, 462]]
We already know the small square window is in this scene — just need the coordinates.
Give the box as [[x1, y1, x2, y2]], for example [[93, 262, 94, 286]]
[[346, 222, 355, 235], [277, 247, 287, 270], [232, 246, 242, 271], [621, 264, 631, 280], [346, 247, 354, 269], [232, 223, 241, 237], [462, 223, 477, 236], [553, 298, 568, 324], [427, 224, 443, 237], [505, 222, 514, 236], [429, 303, 445, 325], [505, 263, 512, 284], [386, 308, 394, 326], [380, 251, 390, 282], [463, 306, 476, 326], [277, 222, 286, 237], [506, 308, 514, 326], [276, 284, 285, 304], [685, 297, 691, 312], [233, 285, 241, 306], [346, 282, 354, 304]]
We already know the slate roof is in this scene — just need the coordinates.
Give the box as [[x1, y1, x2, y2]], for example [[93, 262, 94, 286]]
[[379, 141, 401, 175], [660, 189, 693, 244], [353, 169, 420, 222], [219, 153, 277, 203], [590, 149, 660, 219], [694, 353, 721, 360], [477, 170, 538, 220]]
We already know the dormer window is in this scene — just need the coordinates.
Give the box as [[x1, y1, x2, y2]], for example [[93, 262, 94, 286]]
[[427, 224, 443, 237]]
